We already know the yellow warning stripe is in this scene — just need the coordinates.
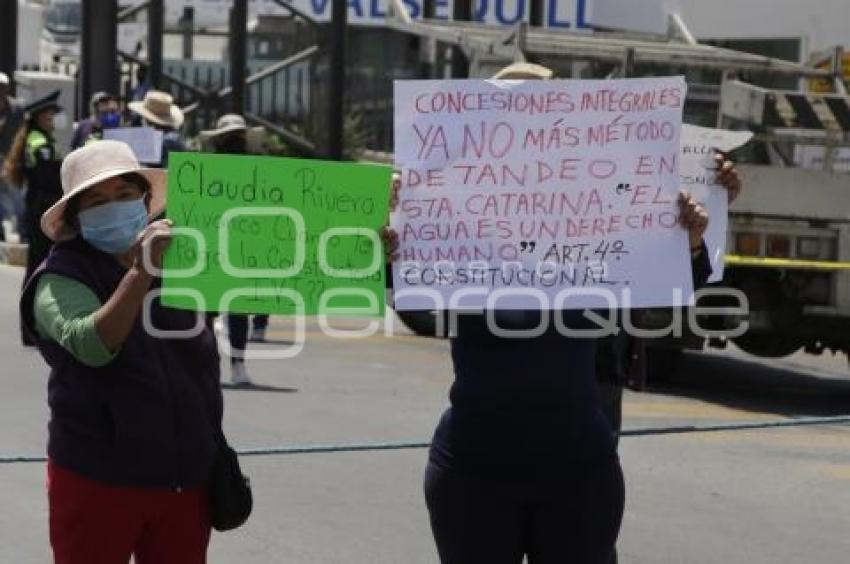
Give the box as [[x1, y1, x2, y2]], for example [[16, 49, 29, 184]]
[[725, 254, 850, 271]]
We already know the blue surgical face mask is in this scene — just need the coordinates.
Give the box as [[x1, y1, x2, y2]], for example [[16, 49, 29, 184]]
[[99, 110, 121, 129], [78, 198, 149, 255]]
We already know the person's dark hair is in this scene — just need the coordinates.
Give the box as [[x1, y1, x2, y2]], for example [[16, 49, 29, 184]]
[[121, 172, 151, 195], [62, 172, 151, 229], [0, 123, 30, 187]]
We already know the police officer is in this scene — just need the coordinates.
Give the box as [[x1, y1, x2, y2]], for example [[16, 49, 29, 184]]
[[0, 72, 25, 241], [1, 90, 64, 344]]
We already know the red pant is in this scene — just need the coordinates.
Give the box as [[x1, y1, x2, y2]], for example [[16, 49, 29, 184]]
[[47, 460, 211, 564]]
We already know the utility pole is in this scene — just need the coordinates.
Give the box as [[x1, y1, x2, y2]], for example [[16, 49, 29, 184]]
[[0, 0, 17, 88], [147, 0, 163, 88], [327, 0, 347, 160], [180, 7, 195, 60], [230, 0, 248, 114], [530, 0, 544, 27], [419, 0, 436, 78], [81, 0, 119, 116], [451, 0, 471, 78]]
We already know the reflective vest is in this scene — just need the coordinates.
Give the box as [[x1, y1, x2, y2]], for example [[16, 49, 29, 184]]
[[24, 129, 59, 169]]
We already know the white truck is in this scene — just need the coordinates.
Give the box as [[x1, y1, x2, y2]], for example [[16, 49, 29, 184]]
[[707, 77, 850, 359]]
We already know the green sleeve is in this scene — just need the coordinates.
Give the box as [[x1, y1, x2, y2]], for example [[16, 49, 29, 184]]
[[33, 274, 118, 368]]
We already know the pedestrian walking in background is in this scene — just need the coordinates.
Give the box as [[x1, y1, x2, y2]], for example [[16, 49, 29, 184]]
[[20, 140, 223, 563], [127, 90, 185, 168], [70, 91, 122, 150], [0, 72, 26, 241], [200, 113, 270, 385]]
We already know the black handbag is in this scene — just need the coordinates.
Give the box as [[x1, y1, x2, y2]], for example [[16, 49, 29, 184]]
[[209, 430, 253, 531]]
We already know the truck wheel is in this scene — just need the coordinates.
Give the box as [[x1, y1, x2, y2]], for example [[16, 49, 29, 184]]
[[395, 310, 440, 337], [733, 334, 801, 358]]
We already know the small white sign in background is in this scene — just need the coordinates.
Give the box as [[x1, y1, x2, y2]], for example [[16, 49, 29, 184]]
[[104, 127, 163, 165]]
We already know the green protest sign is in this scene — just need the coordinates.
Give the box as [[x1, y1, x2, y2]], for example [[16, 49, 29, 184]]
[[160, 152, 391, 316]]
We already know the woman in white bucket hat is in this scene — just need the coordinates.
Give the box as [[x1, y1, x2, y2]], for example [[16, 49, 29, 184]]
[[20, 140, 226, 563], [199, 113, 269, 386]]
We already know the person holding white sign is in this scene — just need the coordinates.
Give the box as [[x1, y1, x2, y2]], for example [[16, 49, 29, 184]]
[[382, 66, 746, 563], [383, 184, 712, 564]]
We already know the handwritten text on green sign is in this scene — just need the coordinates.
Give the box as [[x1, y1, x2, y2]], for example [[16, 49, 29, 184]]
[[161, 152, 391, 316]]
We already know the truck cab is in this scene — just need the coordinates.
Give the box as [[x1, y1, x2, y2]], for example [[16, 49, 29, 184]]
[[713, 79, 850, 358]]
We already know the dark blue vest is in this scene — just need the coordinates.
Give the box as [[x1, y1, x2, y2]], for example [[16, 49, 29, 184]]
[[20, 238, 222, 489]]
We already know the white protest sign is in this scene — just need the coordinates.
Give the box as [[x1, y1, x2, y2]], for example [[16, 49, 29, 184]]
[[393, 77, 690, 311], [680, 124, 752, 283], [103, 127, 163, 165]]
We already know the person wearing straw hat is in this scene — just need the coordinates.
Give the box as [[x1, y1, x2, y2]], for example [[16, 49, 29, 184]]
[[490, 61, 554, 80], [19, 140, 222, 563], [128, 90, 186, 168], [200, 113, 268, 386]]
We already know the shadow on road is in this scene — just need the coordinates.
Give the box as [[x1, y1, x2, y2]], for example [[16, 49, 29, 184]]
[[648, 350, 850, 418], [249, 339, 296, 346], [220, 383, 299, 393]]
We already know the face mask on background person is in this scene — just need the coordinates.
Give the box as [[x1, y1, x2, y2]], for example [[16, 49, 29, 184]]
[[53, 113, 68, 130], [78, 198, 148, 254], [99, 110, 122, 129]]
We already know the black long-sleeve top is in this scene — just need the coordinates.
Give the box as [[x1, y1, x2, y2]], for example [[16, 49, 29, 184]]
[[412, 246, 712, 480]]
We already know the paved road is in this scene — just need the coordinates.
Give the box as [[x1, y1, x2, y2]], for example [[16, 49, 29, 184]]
[[1, 263, 849, 563]]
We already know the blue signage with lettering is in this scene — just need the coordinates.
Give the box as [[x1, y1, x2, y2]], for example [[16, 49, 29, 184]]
[[236, 0, 594, 28]]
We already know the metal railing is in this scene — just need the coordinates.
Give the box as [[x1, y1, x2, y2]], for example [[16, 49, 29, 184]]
[[118, 43, 318, 152]]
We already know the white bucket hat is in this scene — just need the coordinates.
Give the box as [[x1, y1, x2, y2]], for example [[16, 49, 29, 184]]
[[128, 90, 184, 129], [41, 140, 167, 242], [201, 113, 248, 138], [199, 113, 265, 152], [491, 62, 553, 80]]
